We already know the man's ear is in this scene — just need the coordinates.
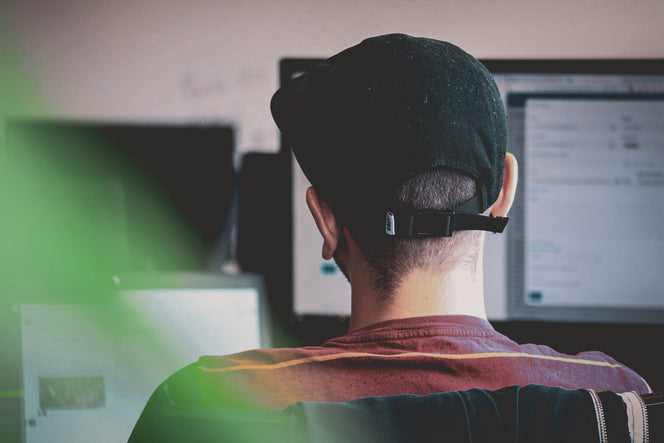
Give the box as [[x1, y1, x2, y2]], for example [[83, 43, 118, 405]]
[[305, 187, 342, 260], [489, 153, 518, 218]]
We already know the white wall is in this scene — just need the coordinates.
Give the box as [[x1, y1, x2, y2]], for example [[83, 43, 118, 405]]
[[2, 0, 664, 153]]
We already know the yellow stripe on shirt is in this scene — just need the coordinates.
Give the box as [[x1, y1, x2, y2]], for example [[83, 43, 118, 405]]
[[200, 351, 622, 373]]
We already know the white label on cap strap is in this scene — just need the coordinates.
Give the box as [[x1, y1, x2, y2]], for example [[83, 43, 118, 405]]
[[385, 211, 396, 236]]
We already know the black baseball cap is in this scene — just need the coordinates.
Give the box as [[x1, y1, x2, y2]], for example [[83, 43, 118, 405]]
[[271, 33, 508, 238]]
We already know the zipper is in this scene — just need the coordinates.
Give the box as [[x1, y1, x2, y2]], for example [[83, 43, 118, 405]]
[[618, 390, 650, 443], [635, 391, 649, 443], [587, 389, 607, 443]]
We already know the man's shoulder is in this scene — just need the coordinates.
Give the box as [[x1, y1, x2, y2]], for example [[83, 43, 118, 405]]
[[155, 345, 339, 409], [513, 342, 651, 393], [192, 345, 340, 373]]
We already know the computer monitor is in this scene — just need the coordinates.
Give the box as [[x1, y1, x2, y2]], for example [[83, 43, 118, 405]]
[[18, 272, 269, 443], [4, 120, 236, 271], [482, 59, 664, 323], [281, 57, 664, 325]]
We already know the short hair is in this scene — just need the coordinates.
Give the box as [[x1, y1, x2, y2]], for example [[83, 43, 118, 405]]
[[336, 167, 483, 297]]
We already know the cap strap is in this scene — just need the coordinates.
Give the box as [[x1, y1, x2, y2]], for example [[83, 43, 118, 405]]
[[385, 197, 508, 238]]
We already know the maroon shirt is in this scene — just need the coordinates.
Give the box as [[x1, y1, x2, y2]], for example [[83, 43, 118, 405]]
[[162, 315, 650, 410]]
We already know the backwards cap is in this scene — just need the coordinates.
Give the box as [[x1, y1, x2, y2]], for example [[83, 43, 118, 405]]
[[271, 33, 508, 237]]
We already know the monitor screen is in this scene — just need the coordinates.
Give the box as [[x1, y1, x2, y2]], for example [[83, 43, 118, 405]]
[[18, 272, 269, 443], [282, 58, 664, 324], [484, 60, 664, 323]]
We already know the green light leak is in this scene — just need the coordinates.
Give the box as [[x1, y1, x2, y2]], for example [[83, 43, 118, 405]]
[[0, 35, 200, 309], [0, 56, 202, 366], [0, 31, 248, 434]]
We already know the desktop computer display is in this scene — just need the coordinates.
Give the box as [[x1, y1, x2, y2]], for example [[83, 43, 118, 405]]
[[4, 120, 237, 271], [19, 273, 269, 443]]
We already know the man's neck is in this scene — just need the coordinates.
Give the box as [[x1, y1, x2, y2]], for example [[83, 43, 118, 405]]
[[347, 265, 486, 333]]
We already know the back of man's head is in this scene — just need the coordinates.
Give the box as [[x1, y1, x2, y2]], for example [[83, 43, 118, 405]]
[[271, 33, 508, 294]]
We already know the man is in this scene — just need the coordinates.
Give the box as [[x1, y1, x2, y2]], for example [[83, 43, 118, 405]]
[[132, 34, 649, 421]]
